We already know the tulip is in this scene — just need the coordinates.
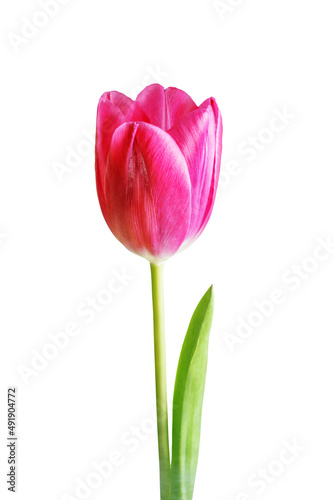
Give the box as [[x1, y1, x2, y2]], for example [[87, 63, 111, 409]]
[[94, 84, 222, 500], [95, 83, 222, 263]]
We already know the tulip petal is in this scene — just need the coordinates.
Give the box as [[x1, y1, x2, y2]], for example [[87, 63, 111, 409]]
[[198, 99, 223, 235], [126, 84, 198, 131], [95, 94, 130, 218], [104, 122, 191, 260], [126, 84, 166, 128], [105, 90, 133, 115], [164, 87, 198, 130], [168, 98, 222, 240]]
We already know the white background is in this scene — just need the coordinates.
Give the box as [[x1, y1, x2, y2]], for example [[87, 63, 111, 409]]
[[1, 0, 333, 499]]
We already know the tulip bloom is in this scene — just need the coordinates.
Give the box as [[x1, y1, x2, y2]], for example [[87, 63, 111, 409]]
[[95, 84, 222, 262]]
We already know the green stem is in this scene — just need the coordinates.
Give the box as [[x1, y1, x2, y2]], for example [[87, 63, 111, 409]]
[[150, 262, 171, 500]]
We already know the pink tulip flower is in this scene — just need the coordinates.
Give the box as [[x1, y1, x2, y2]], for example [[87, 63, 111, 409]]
[[95, 84, 222, 262]]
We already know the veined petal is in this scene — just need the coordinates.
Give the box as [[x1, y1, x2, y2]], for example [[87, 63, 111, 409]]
[[125, 84, 198, 131], [101, 90, 133, 115], [126, 84, 166, 128], [164, 87, 198, 130], [95, 96, 128, 218], [197, 98, 223, 236], [168, 98, 222, 239], [104, 122, 191, 260]]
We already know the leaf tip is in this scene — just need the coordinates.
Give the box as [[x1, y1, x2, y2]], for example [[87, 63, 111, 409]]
[[206, 284, 214, 301]]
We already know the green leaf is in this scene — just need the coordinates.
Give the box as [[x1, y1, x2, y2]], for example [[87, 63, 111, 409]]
[[171, 285, 214, 500]]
